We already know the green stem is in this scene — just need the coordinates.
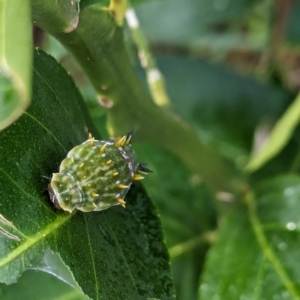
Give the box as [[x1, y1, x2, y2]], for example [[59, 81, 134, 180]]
[[31, 1, 245, 195], [245, 92, 300, 173], [109, 0, 127, 26], [31, 0, 79, 33], [126, 6, 170, 107], [169, 231, 216, 259]]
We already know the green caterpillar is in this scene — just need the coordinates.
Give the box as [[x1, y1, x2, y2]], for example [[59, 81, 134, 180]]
[[48, 132, 150, 213]]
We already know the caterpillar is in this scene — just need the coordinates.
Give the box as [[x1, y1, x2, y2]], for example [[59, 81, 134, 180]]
[[48, 132, 150, 213]]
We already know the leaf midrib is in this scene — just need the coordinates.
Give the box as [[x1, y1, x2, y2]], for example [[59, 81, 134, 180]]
[[83, 213, 99, 300], [0, 212, 73, 268]]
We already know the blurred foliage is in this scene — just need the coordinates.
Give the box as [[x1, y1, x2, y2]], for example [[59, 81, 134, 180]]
[[131, 0, 300, 298], [0, 270, 88, 300], [2, 0, 300, 299], [133, 143, 217, 300], [37, 0, 300, 298], [0, 0, 32, 130], [200, 175, 300, 299]]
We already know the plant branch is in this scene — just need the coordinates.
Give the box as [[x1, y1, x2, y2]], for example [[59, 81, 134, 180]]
[[126, 7, 170, 107], [169, 231, 217, 259], [31, 0, 246, 196]]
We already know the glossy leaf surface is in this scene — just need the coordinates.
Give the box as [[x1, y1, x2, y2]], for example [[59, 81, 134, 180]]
[[0, 49, 174, 300]]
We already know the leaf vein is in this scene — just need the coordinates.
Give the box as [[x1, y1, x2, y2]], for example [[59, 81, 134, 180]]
[[0, 213, 72, 269], [23, 112, 66, 151]]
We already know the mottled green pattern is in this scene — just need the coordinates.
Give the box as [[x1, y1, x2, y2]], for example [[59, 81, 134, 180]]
[[50, 138, 139, 212]]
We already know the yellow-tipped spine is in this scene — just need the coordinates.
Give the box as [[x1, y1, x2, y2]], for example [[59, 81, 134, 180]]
[[118, 184, 129, 189], [117, 198, 126, 208], [132, 174, 145, 181], [115, 136, 126, 147], [100, 143, 107, 153]]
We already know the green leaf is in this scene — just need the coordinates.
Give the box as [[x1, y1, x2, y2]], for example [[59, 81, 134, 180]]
[[0, 0, 32, 130], [0, 270, 88, 300], [0, 49, 174, 299], [153, 55, 290, 163], [134, 143, 217, 300], [199, 175, 300, 299], [246, 93, 300, 173]]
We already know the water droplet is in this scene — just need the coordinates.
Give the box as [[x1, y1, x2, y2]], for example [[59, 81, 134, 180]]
[[278, 242, 287, 251], [199, 283, 210, 292], [216, 191, 234, 202], [286, 222, 296, 231], [284, 187, 295, 197], [229, 285, 237, 294]]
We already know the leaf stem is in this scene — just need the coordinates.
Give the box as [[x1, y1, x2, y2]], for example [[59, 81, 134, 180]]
[[245, 92, 300, 173], [125, 6, 170, 107], [169, 231, 217, 259]]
